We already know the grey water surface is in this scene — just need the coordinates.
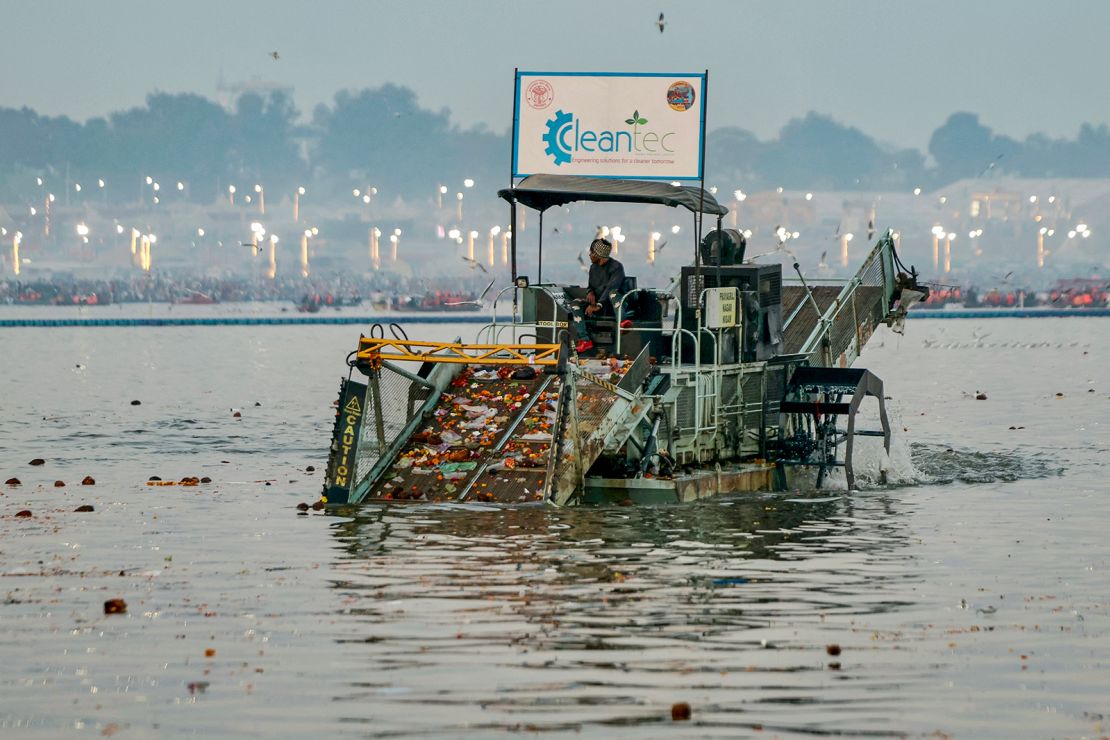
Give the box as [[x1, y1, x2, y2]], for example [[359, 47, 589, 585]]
[[1, 314, 1107, 738]]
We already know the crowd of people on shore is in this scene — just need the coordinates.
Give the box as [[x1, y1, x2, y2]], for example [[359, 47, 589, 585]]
[[919, 279, 1107, 309], [0, 274, 490, 309], [2, 273, 1105, 311]]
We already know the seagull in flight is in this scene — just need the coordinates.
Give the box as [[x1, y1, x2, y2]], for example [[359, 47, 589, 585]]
[[270, 51, 280, 61], [977, 154, 1003, 178], [818, 250, 828, 269], [461, 255, 488, 274], [655, 239, 668, 253], [576, 252, 589, 272], [656, 12, 667, 33], [445, 279, 495, 308]]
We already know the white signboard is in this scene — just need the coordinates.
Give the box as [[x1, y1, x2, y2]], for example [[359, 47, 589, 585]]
[[513, 72, 706, 180], [705, 287, 739, 329]]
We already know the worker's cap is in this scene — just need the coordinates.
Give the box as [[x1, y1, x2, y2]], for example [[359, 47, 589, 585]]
[[589, 238, 612, 259]]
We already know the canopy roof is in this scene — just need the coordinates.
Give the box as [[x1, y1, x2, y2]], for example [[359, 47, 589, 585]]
[[498, 174, 728, 216]]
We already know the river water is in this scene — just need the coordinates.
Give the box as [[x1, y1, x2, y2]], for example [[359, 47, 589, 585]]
[[1, 312, 1107, 738]]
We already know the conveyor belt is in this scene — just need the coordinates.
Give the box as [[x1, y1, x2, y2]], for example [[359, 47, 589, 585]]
[[364, 373, 560, 504], [782, 284, 888, 364], [781, 286, 844, 354]]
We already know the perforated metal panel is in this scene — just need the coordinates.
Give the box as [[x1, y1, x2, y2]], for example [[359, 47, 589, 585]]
[[740, 370, 764, 439], [674, 383, 696, 432]]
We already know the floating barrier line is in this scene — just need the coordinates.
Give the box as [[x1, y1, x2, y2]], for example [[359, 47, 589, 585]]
[[908, 308, 1110, 319], [0, 314, 511, 328]]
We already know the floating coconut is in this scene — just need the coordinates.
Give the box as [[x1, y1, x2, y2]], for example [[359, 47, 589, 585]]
[[103, 598, 127, 615]]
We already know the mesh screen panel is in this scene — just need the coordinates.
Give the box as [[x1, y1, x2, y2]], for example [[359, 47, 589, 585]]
[[548, 374, 622, 503], [353, 367, 426, 487]]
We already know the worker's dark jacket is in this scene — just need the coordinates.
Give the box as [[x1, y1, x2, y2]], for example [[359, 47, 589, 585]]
[[587, 258, 625, 311]]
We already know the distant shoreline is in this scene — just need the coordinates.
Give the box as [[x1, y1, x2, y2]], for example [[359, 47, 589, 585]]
[[0, 308, 1107, 328], [0, 314, 508, 328]]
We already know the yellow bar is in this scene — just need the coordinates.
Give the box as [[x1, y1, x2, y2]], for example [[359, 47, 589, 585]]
[[356, 338, 560, 366]]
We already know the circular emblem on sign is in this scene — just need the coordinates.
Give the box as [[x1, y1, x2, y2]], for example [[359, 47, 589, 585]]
[[666, 80, 696, 112], [525, 79, 554, 109]]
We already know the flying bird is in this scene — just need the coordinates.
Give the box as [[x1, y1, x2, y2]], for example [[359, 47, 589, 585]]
[[655, 239, 668, 253], [656, 12, 667, 33], [867, 218, 875, 240], [445, 279, 496, 308], [461, 255, 488, 274], [270, 51, 280, 61], [818, 250, 828, 268], [977, 154, 1004, 178], [576, 252, 589, 271], [1050, 288, 1073, 305]]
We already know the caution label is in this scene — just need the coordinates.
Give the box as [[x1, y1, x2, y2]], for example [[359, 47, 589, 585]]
[[326, 378, 367, 502]]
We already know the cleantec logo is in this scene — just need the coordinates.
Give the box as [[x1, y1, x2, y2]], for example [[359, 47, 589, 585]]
[[542, 109, 676, 166]]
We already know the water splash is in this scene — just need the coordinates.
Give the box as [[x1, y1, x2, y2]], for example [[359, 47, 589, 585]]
[[907, 442, 1062, 484]]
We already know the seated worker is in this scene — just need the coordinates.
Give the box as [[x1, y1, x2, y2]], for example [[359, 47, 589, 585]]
[[568, 237, 627, 354]]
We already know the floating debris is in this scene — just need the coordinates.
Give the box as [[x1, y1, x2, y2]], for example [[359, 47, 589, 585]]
[[296, 502, 310, 511], [826, 644, 842, 656], [81, 476, 95, 485], [204, 648, 216, 658], [103, 598, 127, 615], [187, 681, 209, 695], [29, 458, 45, 466], [74, 505, 95, 512], [671, 702, 692, 721], [53, 480, 65, 488], [15, 510, 32, 518], [975, 392, 988, 400], [311, 501, 325, 511], [149, 476, 162, 481], [200, 476, 212, 483], [305, 465, 315, 473], [5, 478, 20, 486], [130, 400, 141, 406]]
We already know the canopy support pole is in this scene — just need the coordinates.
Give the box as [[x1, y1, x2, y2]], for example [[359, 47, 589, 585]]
[[511, 199, 519, 330]]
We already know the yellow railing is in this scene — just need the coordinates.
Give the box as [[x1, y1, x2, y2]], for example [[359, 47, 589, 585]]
[[356, 338, 560, 366]]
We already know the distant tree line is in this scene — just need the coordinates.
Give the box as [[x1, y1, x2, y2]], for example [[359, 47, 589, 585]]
[[1, 85, 1108, 204]]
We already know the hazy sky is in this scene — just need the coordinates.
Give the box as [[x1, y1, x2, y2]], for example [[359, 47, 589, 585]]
[[5, 0, 1108, 151]]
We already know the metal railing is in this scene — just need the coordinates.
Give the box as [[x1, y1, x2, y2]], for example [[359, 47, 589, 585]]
[[356, 336, 559, 366]]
